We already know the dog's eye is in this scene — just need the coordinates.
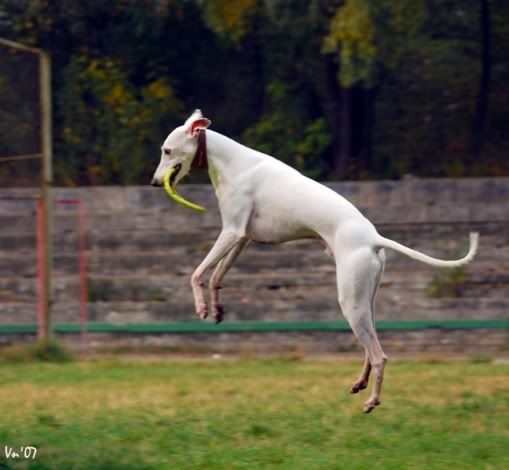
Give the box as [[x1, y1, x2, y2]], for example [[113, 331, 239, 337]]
[[163, 148, 171, 156]]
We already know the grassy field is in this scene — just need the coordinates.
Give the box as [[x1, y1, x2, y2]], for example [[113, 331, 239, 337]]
[[0, 356, 508, 469]]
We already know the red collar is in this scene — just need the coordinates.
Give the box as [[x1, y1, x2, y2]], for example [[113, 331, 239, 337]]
[[191, 129, 208, 169]]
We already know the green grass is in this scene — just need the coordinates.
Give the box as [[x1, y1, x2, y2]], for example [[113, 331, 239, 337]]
[[0, 357, 508, 469]]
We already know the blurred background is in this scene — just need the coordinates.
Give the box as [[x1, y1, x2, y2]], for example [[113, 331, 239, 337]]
[[1, 0, 508, 187], [0, 0, 508, 352]]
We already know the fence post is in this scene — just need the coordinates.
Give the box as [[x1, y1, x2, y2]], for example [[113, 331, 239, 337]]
[[78, 199, 89, 353], [40, 50, 53, 341], [36, 199, 46, 339]]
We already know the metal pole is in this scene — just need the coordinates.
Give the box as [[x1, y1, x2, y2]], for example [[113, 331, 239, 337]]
[[0, 37, 40, 54], [78, 199, 89, 354], [40, 50, 53, 341], [36, 199, 46, 338], [0, 38, 53, 341]]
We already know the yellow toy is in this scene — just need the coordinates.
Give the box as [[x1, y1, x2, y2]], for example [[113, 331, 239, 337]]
[[163, 167, 206, 213]]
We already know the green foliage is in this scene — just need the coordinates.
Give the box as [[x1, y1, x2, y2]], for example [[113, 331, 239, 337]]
[[323, 0, 377, 86], [58, 56, 183, 185], [243, 114, 330, 177], [370, 0, 488, 178], [88, 278, 111, 302], [426, 239, 472, 298], [0, 0, 508, 184], [198, 0, 257, 44], [0, 339, 73, 363], [427, 267, 467, 298]]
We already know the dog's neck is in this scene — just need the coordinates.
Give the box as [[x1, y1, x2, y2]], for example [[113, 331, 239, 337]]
[[191, 129, 208, 169], [204, 130, 261, 190]]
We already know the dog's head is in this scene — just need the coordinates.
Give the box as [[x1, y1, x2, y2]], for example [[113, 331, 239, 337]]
[[151, 109, 211, 187]]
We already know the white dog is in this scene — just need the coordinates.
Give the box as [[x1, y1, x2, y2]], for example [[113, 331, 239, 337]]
[[151, 110, 478, 413]]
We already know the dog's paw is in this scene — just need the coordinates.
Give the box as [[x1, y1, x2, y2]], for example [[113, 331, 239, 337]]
[[363, 397, 381, 414], [350, 379, 369, 394], [197, 303, 208, 320], [212, 304, 225, 324]]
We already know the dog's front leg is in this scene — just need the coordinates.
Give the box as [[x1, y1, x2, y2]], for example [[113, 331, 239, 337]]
[[209, 239, 249, 323], [191, 229, 245, 320]]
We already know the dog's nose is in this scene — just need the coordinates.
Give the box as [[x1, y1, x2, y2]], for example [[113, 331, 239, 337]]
[[151, 178, 161, 187]]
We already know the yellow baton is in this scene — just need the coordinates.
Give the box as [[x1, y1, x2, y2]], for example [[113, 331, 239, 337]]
[[163, 167, 206, 213]]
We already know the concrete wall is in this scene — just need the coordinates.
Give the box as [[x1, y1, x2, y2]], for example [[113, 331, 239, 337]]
[[1, 177, 508, 353]]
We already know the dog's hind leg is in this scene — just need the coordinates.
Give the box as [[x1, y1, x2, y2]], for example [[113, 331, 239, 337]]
[[336, 248, 387, 413], [350, 248, 385, 394], [209, 239, 249, 323], [350, 352, 371, 394]]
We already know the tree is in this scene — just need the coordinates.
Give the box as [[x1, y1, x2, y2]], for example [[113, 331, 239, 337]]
[[59, 56, 183, 184], [0, 0, 508, 184], [323, 0, 377, 177], [470, 0, 492, 161]]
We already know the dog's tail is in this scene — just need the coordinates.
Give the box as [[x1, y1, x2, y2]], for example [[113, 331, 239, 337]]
[[375, 232, 479, 268]]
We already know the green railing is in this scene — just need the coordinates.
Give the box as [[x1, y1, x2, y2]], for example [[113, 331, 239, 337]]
[[0, 319, 507, 335]]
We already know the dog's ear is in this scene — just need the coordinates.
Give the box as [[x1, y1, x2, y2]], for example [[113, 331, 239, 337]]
[[185, 111, 211, 138], [184, 109, 203, 125]]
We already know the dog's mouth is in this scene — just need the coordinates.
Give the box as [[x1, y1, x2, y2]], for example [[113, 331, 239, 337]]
[[169, 163, 182, 185], [163, 164, 206, 212]]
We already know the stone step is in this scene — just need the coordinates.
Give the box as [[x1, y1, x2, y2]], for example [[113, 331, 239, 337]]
[[0, 202, 507, 237], [0, 209, 506, 239], [0, 244, 505, 278], [0, 207, 222, 234], [3, 294, 508, 325], [0, 250, 509, 278], [1, 180, 509, 214], [0, 230, 211, 254], [0, 224, 506, 258], [376, 220, 507, 239], [1, 181, 507, 353], [0, 267, 509, 302]]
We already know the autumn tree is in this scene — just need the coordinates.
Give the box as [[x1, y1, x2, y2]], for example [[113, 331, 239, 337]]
[[0, 0, 508, 184]]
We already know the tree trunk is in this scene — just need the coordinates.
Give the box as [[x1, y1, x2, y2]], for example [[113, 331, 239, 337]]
[[311, 56, 351, 179], [338, 85, 353, 177], [360, 86, 376, 175], [470, 0, 492, 162]]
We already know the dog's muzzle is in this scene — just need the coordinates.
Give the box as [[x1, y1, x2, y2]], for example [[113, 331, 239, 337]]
[[151, 163, 182, 187]]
